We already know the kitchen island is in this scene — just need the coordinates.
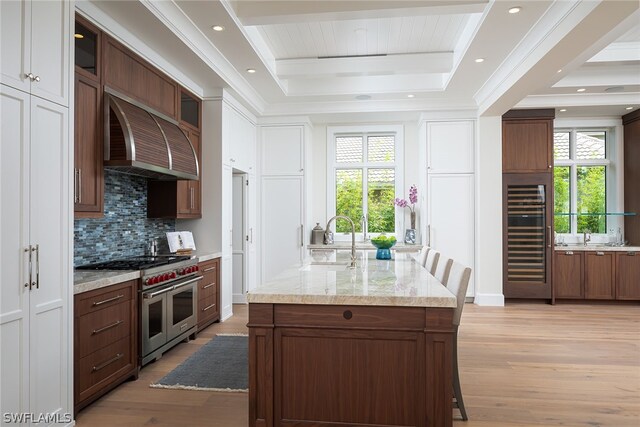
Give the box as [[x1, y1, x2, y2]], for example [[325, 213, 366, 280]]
[[247, 252, 457, 427]]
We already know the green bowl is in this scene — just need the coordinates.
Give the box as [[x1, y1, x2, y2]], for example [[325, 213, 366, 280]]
[[371, 236, 397, 249]]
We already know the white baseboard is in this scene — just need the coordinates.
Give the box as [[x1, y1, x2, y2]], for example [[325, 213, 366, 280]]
[[221, 307, 233, 322], [232, 293, 247, 304], [473, 293, 505, 306]]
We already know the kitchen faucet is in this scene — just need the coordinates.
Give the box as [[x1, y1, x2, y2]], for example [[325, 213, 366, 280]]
[[361, 214, 368, 242], [325, 215, 357, 268]]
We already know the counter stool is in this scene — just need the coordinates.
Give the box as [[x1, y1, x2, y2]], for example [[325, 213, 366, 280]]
[[434, 255, 453, 285], [418, 246, 431, 267], [424, 249, 440, 275], [447, 261, 472, 421]]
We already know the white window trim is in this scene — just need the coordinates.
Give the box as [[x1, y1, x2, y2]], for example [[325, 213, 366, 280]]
[[554, 120, 623, 242], [327, 125, 404, 241]]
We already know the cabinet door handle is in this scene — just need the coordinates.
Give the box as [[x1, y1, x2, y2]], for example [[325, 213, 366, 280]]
[[26, 72, 35, 81], [203, 282, 215, 289], [92, 353, 123, 372], [203, 302, 216, 311], [203, 267, 216, 272], [596, 251, 605, 256], [626, 251, 636, 256], [547, 226, 552, 248], [78, 169, 82, 204], [92, 320, 124, 335], [300, 224, 304, 247], [74, 168, 79, 203], [427, 224, 431, 246], [250, 228, 253, 243], [565, 251, 574, 255], [33, 245, 39, 289], [92, 294, 124, 306], [34, 75, 40, 82], [24, 247, 32, 289]]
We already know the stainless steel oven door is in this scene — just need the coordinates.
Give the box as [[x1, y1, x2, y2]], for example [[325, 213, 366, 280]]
[[166, 276, 201, 342], [141, 284, 170, 358]]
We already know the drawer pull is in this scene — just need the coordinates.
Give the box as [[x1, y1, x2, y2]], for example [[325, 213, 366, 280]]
[[203, 283, 215, 289], [92, 294, 124, 307], [343, 310, 353, 320], [565, 251, 574, 255], [627, 251, 637, 256], [92, 353, 123, 372], [92, 320, 124, 335], [596, 251, 605, 256], [203, 302, 216, 311], [203, 267, 216, 272]]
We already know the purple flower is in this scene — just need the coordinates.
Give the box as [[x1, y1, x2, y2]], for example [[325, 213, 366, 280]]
[[394, 186, 418, 212], [409, 185, 418, 204]]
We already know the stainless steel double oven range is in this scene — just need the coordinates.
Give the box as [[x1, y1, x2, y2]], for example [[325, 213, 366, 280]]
[[77, 255, 202, 366]]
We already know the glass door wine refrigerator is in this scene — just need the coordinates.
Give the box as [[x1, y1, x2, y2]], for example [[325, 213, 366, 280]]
[[503, 173, 553, 299]]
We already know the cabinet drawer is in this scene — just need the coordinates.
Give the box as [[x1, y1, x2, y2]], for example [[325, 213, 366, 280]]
[[199, 276, 217, 298], [198, 293, 218, 319], [76, 280, 135, 317], [274, 304, 426, 330], [77, 301, 132, 359], [77, 336, 134, 400]]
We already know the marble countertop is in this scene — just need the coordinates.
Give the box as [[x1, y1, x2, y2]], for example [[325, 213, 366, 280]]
[[554, 245, 640, 252], [247, 251, 456, 308], [73, 251, 222, 294], [308, 242, 422, 252]]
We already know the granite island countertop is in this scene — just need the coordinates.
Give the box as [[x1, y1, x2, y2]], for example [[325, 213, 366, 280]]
[[247, 251, 456, 308], [308, 242, 421, 252]]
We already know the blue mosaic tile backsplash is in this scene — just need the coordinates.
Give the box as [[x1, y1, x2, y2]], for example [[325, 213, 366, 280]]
[[74, 169, 175, 266]]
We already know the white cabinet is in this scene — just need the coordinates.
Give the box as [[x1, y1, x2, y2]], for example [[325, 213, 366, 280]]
[[261, 126, 304, 176], [0, 0, 70, 106], [1, 85, 72, 423], [427, 121, 474, 174], [424, 120, 475, 296], [246, 173, 257, 292], [261, 176, 305, 282], [224, 104, 256, 172], [220, 164, 233, 320]]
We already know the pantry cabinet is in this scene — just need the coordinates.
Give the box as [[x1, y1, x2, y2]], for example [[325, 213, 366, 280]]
[[1, 0, 70, 106]]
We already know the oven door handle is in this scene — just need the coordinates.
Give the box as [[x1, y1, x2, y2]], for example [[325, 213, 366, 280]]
[[172, 276, 202, 291], [144, 286, 174, 299]]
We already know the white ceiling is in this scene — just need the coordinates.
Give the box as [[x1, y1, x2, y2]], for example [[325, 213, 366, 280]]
[[84, 0, 640, 119]]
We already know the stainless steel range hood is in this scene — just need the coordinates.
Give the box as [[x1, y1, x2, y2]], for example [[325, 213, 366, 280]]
[[104, 88, 199, 180]]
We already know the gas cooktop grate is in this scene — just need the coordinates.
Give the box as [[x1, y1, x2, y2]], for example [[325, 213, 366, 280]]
[[76, 255, 191, 271]]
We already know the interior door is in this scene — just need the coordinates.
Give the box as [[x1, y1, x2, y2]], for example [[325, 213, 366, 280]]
[[232, 174, 246, 303]]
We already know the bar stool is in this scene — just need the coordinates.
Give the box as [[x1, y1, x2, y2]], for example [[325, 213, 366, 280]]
[[418, 246, 431, 267], [447, 261, 472, 421], [434, 255, 453, 285], [424, 249, 440, 275]]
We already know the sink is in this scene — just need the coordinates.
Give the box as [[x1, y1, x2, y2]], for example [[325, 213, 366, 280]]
[[300, 262, 350, 272]]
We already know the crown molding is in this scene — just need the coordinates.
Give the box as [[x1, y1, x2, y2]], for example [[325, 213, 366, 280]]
[[517, 92, 640, 108]]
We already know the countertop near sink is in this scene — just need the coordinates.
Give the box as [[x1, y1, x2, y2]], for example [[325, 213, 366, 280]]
[[73, 251, 223, 294], [308, 242, 421, 252], [247, 251, 455, 308], [554, 245, 640, 252]]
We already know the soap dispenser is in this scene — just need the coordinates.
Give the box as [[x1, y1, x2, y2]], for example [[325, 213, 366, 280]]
[[311, 223, 325, 245]]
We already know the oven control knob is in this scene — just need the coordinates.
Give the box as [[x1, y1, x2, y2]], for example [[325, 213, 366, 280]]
[[163, 273, 169, 281], [170, 272, 176, 279], [185, 267, 192, 274], [145, 278, 152, 286], [149, 277, 156, 285], [155, 276, 161, 284], [194, 265, 199, 272]]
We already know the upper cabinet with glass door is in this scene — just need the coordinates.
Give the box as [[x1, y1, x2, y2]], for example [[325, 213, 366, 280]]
[[74, 16, 100, 82]]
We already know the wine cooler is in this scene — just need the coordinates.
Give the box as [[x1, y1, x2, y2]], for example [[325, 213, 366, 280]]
[[503, 173, 553, 299]]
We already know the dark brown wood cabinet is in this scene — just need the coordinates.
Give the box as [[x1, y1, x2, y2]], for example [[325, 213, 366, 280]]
[[584, 252, 615, 300], [74, 16, 103, 218], [197, 258, 220, 330], [502, 109, 554, 173], [554, 250, 584, 299], [616, 251, 640, 300], [74, 280, 138, 414], [249, 303, 454, 427], [623, 110, 640, 245], [102, 36, 178, 120]]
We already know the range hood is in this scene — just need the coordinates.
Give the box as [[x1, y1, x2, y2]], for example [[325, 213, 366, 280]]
[[104, 88, 199, 180]]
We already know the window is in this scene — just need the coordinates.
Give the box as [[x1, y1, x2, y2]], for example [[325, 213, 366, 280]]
[[328, 126, 403, 239], [553, 129, 609, 234]]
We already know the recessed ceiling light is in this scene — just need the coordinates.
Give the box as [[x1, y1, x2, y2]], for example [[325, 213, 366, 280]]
[[407, 94, 415, 98], [212, 25, 225, 32], [557, 69, 562, 73], [475, 58, 485, 63], [508, 6, 521, 14], [577, 88, 586, 92], [246, 68, 256, 74], [626, 106, 634, 110], [559, 109, 567, 112], [355, 95, 371, 100], [74, 33, 84, 39]]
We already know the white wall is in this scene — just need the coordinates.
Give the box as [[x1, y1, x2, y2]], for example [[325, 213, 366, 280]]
[[474, 116, 504, 306], [309, 120, 420, 234]]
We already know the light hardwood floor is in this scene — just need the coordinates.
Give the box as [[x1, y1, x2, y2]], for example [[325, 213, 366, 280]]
[[75, 303, 640, 427]]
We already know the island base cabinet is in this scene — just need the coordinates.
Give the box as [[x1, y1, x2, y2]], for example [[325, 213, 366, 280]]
[[616, 252, 640, 300], [249, 303, 454, 427]]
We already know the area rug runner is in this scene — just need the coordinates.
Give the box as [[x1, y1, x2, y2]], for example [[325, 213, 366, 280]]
[[150, 334, 248, 392]]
